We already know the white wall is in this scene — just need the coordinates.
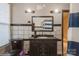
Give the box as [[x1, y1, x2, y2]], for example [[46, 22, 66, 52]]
[[12, 3, 69, 24], [0, 3, 10, 24], [0, 3, 10, 47], [70, 3, 79, 13]]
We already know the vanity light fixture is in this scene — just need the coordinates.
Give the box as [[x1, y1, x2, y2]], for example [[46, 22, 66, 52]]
[[50, 9, 61, 14], [25, 8, 35, 13], [54, 9, 61, 13], [50, 10, 54, 13]]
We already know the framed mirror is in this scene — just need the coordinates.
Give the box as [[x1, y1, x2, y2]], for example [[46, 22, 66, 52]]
[[32, 16, 54, 31]]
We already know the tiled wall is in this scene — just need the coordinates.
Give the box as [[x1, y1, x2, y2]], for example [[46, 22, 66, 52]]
[[11, 26, 62, 39], [11, 26, 33, 39]]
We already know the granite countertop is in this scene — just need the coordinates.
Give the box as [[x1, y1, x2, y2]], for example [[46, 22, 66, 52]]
[[11, 37, 61, 41], [29, 37, 58, 39]]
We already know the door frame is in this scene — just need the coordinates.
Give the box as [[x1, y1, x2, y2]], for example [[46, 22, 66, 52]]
[[62, 10, 69, 55]]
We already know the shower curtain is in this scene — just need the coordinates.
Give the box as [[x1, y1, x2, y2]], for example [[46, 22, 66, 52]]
[[68, 12, 79, 56]]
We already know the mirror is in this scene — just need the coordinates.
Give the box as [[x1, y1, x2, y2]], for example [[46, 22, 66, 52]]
[[32, 16, 54, 31]]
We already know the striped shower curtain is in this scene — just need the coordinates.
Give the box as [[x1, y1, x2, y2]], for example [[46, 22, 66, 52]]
[[68, 12, 79, 56]]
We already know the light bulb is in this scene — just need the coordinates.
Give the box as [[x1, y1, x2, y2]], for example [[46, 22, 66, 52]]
[[54, 9, 59, 13], [26, 8, 32, 13]]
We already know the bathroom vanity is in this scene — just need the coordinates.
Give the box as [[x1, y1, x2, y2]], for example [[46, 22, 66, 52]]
[[29, 38, 61, 56], [11, 37, 61, 56]]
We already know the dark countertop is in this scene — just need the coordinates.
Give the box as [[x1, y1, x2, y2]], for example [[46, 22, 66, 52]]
[[11, 37, 61, 41]]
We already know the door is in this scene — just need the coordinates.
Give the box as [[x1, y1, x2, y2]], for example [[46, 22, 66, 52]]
[[62, 10, 69, 55]]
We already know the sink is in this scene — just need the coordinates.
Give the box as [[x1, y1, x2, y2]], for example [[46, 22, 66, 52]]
[[36, 37, 57, 39], [29, 36, 58, 39], [37, 37, 48, 39]]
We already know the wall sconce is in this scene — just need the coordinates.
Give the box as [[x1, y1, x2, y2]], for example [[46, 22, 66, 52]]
[[50, 9, 61, 14], [54, 9, 60, 13], [25, 8, 35, 13], [50, 10, 54, 13]]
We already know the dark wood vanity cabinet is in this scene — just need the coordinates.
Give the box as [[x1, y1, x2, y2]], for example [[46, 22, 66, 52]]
[[11, 39, 60, 56], [29, 39, 57, 56], [11, 40, 23, 50]]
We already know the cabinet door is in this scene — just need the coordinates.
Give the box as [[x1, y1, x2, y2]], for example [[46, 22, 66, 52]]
[[30, 40, 57, 56], [44, 40, 57, 56], [30, 40, 41, 56], [11, 40, 23, 50]]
